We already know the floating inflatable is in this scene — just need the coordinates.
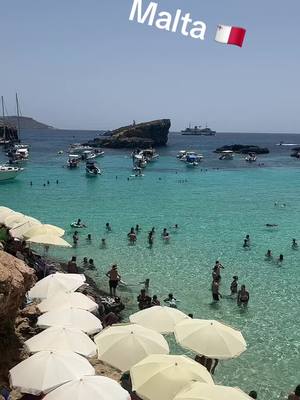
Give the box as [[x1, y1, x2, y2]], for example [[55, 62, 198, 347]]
[[70, 222, 86, 228]]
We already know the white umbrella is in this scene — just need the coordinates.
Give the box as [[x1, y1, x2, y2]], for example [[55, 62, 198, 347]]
[[174, 319, 247, 360], [129, 306, 189, 334], [94, 323, 169, 372], [24, 224, 65, 239], [9, 350, 95, 395], [43, 376, 130, 400], [0, 208, 16, 224], [174, 382, 253, 400], [38, 292, 98, 313], [9, 220, 42, 239], [26, 234, 71, 247], [28, 272, 86, 300], [5, 214, 40, 229], [37, 308, 103, 335], [3, 212, 24, 227], [130, 355, 214, 400], [24, 326, 97, 357]]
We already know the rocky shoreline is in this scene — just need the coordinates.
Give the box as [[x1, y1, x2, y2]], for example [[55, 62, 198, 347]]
[[0, 247, 126, 397]]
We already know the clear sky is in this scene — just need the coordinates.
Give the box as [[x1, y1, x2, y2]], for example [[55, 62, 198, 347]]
[[1, 0, 300, 132]]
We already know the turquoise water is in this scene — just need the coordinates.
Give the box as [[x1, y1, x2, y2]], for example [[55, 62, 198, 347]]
[[1, 131, 300, 399]]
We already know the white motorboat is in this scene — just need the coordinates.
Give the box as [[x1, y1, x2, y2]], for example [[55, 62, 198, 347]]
[[219, 150, 234, 160], [181, 151, 203, 162], [177, 150, 187, 159], [245, 153, 257, 162], [0, 165, 23, 181], [67, 154, 81, 168], [139, 148, 159, 162], [94, 149, 104, 157], [86, 160, 101, 176], [68, 143, 94, 154], [185, 154, 199, 167]]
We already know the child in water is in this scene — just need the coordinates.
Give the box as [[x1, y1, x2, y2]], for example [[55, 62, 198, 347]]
[[230, 276, 238, 296]]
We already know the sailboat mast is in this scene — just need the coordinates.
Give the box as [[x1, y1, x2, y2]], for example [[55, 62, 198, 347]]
[[16, 92, 21, 142], [1, 96, 6, 141]]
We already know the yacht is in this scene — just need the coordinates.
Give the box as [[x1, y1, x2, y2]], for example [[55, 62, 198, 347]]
[[68, 143, 94, 154], [139, 148, 159, 162], [245, 153, 257, 162], [67, 154, 81, 168], [86, 160, 101, 176], [0, 165, 23, 181], [219, 150, 234, 160]]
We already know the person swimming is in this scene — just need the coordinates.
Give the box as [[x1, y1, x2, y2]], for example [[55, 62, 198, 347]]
[[277, 254, 284, 263], [100, 238, 107, 249], [82, 257, 89, 268], [245, 234, 250, 245], [292, 239, 298, 250], [88, 259, 95, 270], [266, 223, 278, 227], [265, 249, 273, 260], [86, 234, 92, 242], [230, 276, 238, 296], [106, 222, 112, 231], [164, 293, 179, 308], [135, 224, 140, 233], [148, 231, 154, 248]]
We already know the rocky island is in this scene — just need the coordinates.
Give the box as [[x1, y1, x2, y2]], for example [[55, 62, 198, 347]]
[[0, 116, 53, 130], [87, 119, 171, 148], [215, 144, 270, 154]]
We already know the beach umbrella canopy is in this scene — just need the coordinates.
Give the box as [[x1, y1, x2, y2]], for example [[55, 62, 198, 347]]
[[5, 214, 40, 229], [174, 319, 247, 360], [129, 306, 189, 334], [174, 382, 252, 400], [26, 233, 71, 247], [9, 350, 95, 395], [130, 355, 214, 400], [43, 375, 130, 400], [94, 323, 169, 372], [0, 208, 16, 224], [24, 224, 65, 239], [24, 326, 97, 357], [37, 307, 103, 335], [28, 272, 86, 300], [9, 220, 42, 239], [38, 292, 98, 313]]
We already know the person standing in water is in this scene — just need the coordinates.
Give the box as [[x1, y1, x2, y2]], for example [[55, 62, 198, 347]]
[[277, 254, 284, 264], [106, 223, 112, 232], [237, 284, 249, 307], [106, 264, 121, 297], [212, 280, 222, 302], [265, 249, 272, 260], [230, 276, 238, 296]]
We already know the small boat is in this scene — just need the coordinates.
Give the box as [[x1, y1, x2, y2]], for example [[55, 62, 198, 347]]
[[57, 150, 64, 155], [67, 154, 81, 168], [86, 160, 101, 176], [219, 150, 234, 160], [94, 149, 105, 157], [81, 150, 96, 160], [0, 165, 23, 181], [139, 148, 159, 162], [181, 151, 203, 162], [245, 153, 257, 162], [133, 154, 147, 168], [185, 154, 199, 167], [177, 150, 187, 159]]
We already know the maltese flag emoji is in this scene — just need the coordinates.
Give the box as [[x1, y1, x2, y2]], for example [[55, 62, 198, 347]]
[[215, 25, 246, 47]]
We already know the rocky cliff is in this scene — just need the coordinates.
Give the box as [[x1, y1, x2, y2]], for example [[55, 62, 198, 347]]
[[0, 252, 36, 387], [88, 119, 171, 148]]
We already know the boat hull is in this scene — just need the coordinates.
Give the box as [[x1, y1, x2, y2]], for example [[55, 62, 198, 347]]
[[0, 169, 21, 181]]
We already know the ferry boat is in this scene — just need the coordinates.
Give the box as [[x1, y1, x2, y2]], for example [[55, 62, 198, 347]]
[[181, 124, 216, 136], [0, 165, 23, 181], [219, 150, 234, 160]]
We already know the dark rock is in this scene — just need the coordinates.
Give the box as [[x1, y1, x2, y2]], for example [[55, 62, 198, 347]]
[[87, 119, 171, 148], [291, 147, 300, 157], [215, 144, 270, 154]]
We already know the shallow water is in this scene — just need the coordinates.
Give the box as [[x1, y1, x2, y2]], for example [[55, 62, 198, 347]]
[[1, 130, 299, 399]]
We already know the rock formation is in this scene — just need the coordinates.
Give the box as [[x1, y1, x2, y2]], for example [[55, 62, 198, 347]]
[[88, 119, 171, 148], [0, 251, 36, 387], [215, 144, 269, 154]]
